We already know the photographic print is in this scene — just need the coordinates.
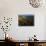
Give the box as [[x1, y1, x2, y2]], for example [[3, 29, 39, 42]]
[[18, 15, 34, 26]]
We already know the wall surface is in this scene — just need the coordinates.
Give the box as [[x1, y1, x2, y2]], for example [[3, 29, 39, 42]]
[[0, 0, 46, 40]]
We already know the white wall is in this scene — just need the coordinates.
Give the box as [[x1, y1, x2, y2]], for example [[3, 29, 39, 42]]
[[44, 16, 46, 40], [0, 0, 46, 40]]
